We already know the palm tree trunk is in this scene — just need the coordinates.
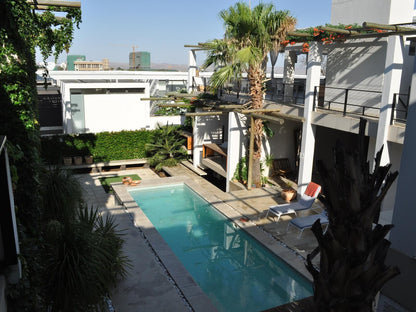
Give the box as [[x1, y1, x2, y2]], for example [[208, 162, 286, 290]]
[[248, 65, 265, 187]]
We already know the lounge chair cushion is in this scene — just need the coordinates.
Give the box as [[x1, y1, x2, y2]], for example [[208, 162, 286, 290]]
[[304, 182, 321, 197], [290, 212, 328, 230]]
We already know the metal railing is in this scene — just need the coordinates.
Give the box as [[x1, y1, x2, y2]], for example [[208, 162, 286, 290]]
[[265, 82, 305, 104], [313, 86, 382, 118], [391, 93, 409, 124]]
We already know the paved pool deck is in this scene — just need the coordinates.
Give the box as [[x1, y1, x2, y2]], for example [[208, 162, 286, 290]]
[[75, 164, 323, 312]]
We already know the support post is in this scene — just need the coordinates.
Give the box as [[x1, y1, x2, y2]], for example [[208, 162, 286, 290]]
[[297, 41, 321, 195], [187, 50, 197, 93], [283, 50, 297, 103], [375, 35, 404, 165], [247, 116, 255, 190]]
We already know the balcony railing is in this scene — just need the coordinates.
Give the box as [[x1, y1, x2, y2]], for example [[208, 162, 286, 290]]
[[313, 86, 383, 118], [391, 93, 409, 124]]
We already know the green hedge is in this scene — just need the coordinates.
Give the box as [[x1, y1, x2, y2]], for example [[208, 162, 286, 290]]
[[41, 130, 153, 164]]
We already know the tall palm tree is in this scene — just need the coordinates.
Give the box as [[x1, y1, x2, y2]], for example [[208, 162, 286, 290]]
[[203, 2, 296, 186]]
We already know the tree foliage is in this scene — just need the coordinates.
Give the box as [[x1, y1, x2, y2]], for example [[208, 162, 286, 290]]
[[1, 0, 81, 309], [202, 2, 295, 187]]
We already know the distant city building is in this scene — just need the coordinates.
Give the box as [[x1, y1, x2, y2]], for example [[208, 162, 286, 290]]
[[67, 55, 86, 71], [129, 51, 151, 70], [67, 55, 109, 71], [74, 59, 109, 71]]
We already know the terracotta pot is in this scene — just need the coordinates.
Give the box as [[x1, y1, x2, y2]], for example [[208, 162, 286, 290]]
[[281, 189, 296, 202], [73, 156, 83, 165], [84, 155, 93, 164], [122, 176, 132, 185], [63, 157, 72, 166]]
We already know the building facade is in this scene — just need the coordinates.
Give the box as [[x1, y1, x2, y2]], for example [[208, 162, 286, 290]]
[[129, 51, 151, 70]]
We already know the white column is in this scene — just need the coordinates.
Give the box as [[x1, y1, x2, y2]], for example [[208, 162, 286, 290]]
[[226, 112, 247, 192], [390, 55, 416, 258], [187, 50, 197, 93], [283, 50, 297, 103], [297, 42, 322, 195], [374, 35, 404, 165], [192, 116, 203, 168]]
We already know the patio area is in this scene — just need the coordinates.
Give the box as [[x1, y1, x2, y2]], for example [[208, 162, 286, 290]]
[[75, 164, 324, 312]]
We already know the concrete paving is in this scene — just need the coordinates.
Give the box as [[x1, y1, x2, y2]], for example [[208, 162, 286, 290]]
[[75, 165, 323, 312]]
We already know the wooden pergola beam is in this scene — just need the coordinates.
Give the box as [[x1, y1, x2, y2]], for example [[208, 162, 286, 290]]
[[270, 112, 305, 122], [319, 26, 360, 36], [240, 108, 280, 114], [185, 112, 223, 117], [157, 103, 194, 108], [286, 31, 313, 37], [28, 0, 81, 8], [249, 113, 285, 125], [363, 22, 415, 32], [350, 30, 416, 39]]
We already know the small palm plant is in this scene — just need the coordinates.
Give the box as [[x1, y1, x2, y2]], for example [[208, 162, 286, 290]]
[[145, 123, 188, 171], [39, 169, 129, 311]]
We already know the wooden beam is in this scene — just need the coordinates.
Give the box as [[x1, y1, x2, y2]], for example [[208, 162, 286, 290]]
[[286, 31, 313, 37], [363, 22, 415, 32], [350, 30, 416, 39], [158, 103, 194, 108], [185, 112, 223, 117], [319, 26, 359, 36], [247, 116, 255, 190], [28, 0, 81, 8], [240, 108, 280, 114], [166, 92, 197, 98], [270, 112, 305, 122], [249, 113, 284, 125]]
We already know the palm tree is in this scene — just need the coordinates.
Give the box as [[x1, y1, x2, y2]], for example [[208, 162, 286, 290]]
[[203, 2, 296, 186]]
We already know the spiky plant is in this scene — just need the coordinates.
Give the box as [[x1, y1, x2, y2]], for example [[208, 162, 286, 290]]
[[145, 123, 188, 171], [307, 119, 400, 312], [39, 169, 129, 311]]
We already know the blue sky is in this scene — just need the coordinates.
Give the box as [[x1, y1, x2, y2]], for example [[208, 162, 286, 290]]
[[42, 0, 332, 66]]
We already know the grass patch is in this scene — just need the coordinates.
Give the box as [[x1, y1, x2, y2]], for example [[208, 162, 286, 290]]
[[99, 174, 141, 193]]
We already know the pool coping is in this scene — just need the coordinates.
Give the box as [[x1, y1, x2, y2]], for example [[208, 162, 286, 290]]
[[112, 176, 313, 311]]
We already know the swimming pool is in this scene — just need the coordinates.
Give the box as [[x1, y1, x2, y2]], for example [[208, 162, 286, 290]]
[[129, 183, 312, 312]]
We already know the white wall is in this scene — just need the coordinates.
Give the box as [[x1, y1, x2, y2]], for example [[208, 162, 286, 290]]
[[325, 39, 387, 115], [60, 82, 149, 134], [331, 0, 414, 25], [390, 58, 416, 258], [267, 119, 301, 173], [84, 94, 149, 133]]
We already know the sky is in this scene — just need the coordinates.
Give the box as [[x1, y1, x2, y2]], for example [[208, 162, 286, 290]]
[[39, 0, 332, 66]]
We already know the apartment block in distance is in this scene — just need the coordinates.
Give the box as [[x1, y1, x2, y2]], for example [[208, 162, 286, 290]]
[[129, 51, 150, 70]]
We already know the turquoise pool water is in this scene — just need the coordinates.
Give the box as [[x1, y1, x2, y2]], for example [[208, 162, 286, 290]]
[[129, 184, 312, 312]]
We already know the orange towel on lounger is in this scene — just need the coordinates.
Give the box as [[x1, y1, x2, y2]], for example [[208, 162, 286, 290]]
[[304, 182, 321, 197]]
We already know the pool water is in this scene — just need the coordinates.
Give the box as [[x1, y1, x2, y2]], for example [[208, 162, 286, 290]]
[[129, 184, 312, 312]]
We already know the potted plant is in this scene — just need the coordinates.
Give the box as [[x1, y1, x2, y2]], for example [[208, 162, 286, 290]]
[[84, 155, 93, 164], [63, 156, 72, 166], [281, 181, 297, 202], [73, 156, 83, 165]]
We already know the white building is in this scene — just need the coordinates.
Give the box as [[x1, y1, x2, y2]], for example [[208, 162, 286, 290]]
[[187, 1, 416, 311]]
